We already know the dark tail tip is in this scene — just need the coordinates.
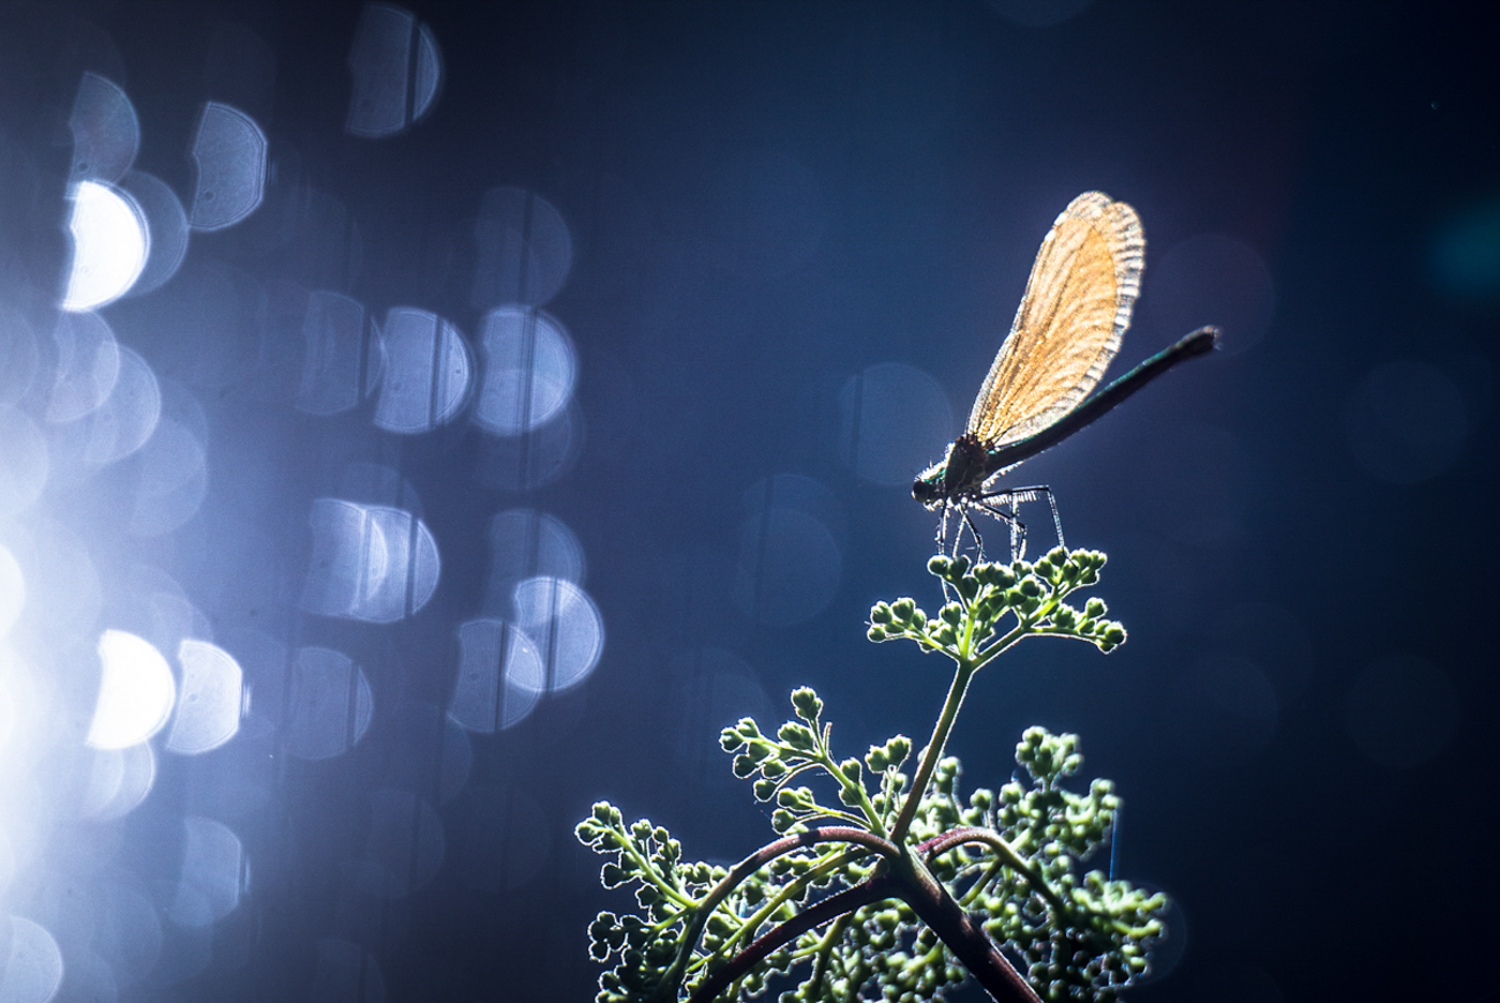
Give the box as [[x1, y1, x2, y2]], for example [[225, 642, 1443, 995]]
[[1180, 326, 1220, 356]]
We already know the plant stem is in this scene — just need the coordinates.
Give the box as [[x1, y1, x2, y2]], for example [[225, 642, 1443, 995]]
[[664, 827, 899, 996], [889, 853, 1041, 1003], [890, 662, 974, 843], [685, 874, 899, 1003], [690, 852, 1041, 1003], [921, 827, 1067, 914]]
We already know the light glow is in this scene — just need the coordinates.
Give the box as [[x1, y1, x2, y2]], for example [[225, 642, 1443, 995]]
[[87, 630, 175, 750], [61, 181, 149, 313]]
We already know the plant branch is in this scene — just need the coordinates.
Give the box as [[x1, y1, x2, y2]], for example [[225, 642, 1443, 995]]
[[664, 827, 900, 995], [920, 827, 1067, 914], [889, 853, 1042, 1003], [686, 873, 900, 1003]]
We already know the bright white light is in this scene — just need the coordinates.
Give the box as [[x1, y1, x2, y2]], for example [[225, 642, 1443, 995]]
[[62, 181, 149, 313], [87, 630, 175, 750]]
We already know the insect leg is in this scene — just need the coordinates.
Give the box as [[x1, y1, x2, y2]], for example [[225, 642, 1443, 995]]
[[972, 485, 1056, 563]]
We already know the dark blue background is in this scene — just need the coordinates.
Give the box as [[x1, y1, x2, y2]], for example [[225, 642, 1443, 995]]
[[1, 2, 1496, 1002]]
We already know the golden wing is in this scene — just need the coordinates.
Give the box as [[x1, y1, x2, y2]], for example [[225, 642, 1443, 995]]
[[967, 191, 1144, 446]]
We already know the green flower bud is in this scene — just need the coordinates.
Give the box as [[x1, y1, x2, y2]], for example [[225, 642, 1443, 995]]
[[753, 779, 777, 801], [892, 597, 917, 620], [777, 722, 817, 751], [791, 687, 823, 722], [776, 786, 813, 809], [870, 602, 893, 624], [927, 555, 953, 577]]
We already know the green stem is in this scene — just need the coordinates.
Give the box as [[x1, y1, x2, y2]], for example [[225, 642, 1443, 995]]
[[890, 661, 974, 844], [686, 873, 900, 1003], [922, 826, 1067, 914], [613, 823, 698, 911], [701, 847, 866, 965], [662, 827, 899, 997]]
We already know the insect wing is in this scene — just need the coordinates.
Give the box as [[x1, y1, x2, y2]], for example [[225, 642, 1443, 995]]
[[967, 191, 1144, 447]]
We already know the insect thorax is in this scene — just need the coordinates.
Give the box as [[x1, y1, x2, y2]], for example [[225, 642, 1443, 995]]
[[912, 433, 993, 509]]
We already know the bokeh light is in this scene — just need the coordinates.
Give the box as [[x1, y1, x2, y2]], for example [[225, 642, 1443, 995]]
[[68, 72, 139, 185], [61, 181, 149, 312], [353, 790, 445, 898], [0, 916, 65, 1003], [1166, 654, 1278, 766], [166, 817, 244, 927], [471, 188, 573, 307], [295, 291, 376, 416], [86, 630, 175, 751], [75, 345, 161, 467], [164, 640, 243, 755], [511, 577, 604, 691], [284, 647, 374, 760], [187, 102, 267, 230], [0, 410, 48, 518], [0, 308, 40, 408], [0, 7, 1487, 1003], [372, 308, 472, 434], [301, 499, 440, 622], [345, 3, 443, 139], [450, 619, 545, 731], [1430, 196, 1500, 305], [472, 307, 577, 435], [0, 546, 23, 638], [119, 171, 190, 296], [128, 417, 209, 538]]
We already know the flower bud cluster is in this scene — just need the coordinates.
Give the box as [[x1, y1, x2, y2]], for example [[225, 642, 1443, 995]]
[[868, 548, 1127, 662]]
